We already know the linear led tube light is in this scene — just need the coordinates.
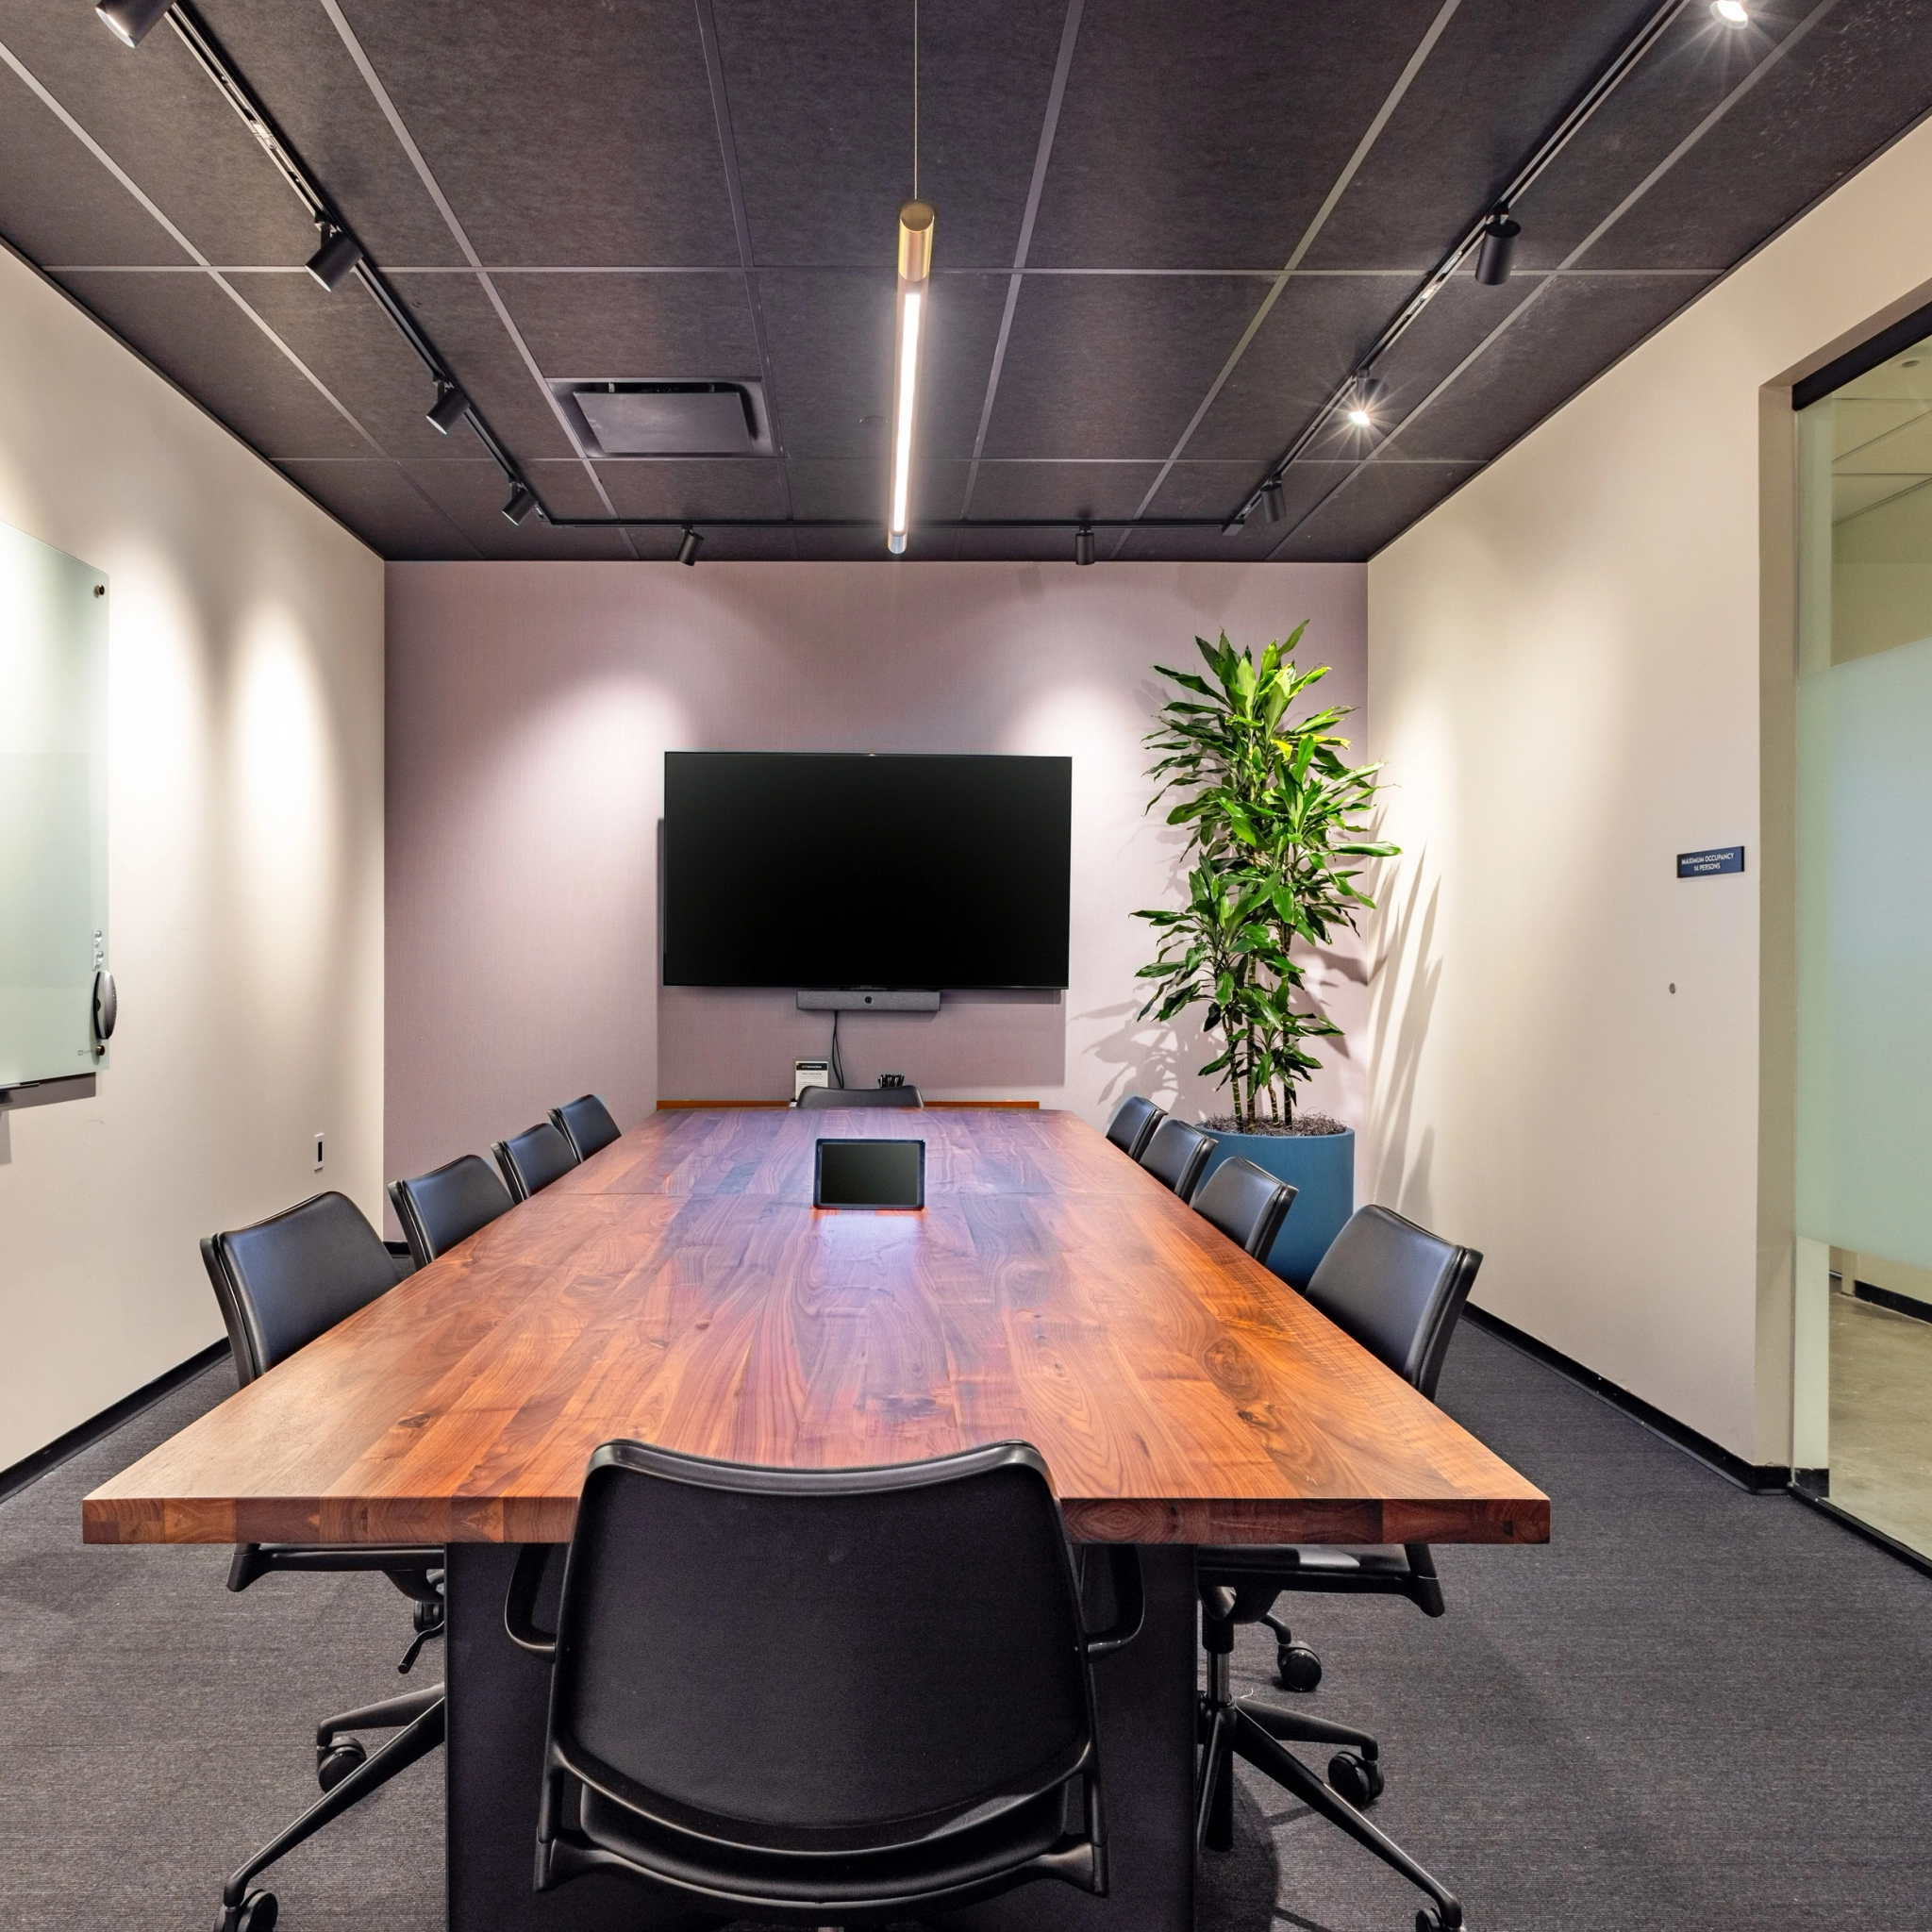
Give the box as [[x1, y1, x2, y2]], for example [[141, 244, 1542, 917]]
[[888, 200, 935, 557]]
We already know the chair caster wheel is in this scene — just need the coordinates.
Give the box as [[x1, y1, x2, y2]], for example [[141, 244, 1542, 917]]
[[317, 1739, 366, 1790], [1276, 1641, 1323, 1691], [1327, 1749, 1384, 1807], [1415, 1905, 1463, 1931], [218, 1891, 277, 1932]]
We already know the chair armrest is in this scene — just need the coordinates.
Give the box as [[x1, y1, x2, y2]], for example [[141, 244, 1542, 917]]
[[1084, 1545, 1144, 1657], [504, 1542, 559, 1657]]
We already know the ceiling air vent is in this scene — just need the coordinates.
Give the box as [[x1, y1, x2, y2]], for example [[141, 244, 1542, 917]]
[[558, 380, 769, 457]]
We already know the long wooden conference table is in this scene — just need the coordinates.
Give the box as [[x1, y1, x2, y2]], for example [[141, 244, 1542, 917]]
[[86, 1106, 1546, 1932]]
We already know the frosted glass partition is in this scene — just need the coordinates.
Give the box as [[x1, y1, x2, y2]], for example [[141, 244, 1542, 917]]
[[1796, 640, 1932, 1267], [0, 521, 108, 1091]]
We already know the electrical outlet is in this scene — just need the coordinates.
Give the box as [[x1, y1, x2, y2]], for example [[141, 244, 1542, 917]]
[[313, 1132, 325, 1171]]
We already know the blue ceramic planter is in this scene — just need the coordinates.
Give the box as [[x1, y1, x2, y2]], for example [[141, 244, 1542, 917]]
[[1195, 1126, 1355, 1290]]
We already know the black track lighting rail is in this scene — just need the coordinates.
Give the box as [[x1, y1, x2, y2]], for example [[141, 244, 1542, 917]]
[[1223, 0, 1694, 534], [145, 3, 535, 508], [538, 516, 1228, 530]]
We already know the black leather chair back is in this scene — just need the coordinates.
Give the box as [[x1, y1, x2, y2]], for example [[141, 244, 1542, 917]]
[[201, 1192, 399, 1385], [1191, 1156, 1296, 1259], [1105, 1094, 1164, 1159], [388, 1154, 514, 1269], [1303, 1205, 1483, 1399], [797, 1084, 924, 1109], [1138, 1117, 1214, 1199], [549, 1093, 622, 1162], [522, 1439, 1111, 1911], [492, 1121, 580, 1203]]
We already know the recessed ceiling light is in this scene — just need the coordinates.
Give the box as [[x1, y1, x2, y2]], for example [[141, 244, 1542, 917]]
[[1711, 1, 1749, 25]]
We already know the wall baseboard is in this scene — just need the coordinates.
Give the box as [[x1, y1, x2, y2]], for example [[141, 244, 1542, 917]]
[[0, 1341, 228, 1507], [1460, 1306, 1792, 1492], [1852, 1279, 1932, 1325]]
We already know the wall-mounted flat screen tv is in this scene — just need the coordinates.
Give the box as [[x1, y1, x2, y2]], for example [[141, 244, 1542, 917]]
[[662, 752, 1072, 990]]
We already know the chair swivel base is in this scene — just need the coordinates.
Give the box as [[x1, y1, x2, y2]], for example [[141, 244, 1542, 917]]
[[214, 1685, 445, 1932], [1195, 1649, 1465, 1932]]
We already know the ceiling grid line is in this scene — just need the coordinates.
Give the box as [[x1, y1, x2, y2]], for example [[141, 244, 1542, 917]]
[[958, 0, 1085, 527], [1105, 0, 1465, 559], [1266, 0, 1847, 558], [310, 0, 639, 556], [692, 0, 798, 548]]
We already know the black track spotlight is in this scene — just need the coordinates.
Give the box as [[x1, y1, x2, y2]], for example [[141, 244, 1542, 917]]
[[501, 483, 539, 526], [306, 224, 362, 292], [1261, 479, 1286, 525], [97, 0, 173, 46], [1074, 525, 1095, 566], [676, 525, 703, 567], [425, 381, 469, 436], [1343, 376, 1388, 430], [1474, 210, 1520, 286]]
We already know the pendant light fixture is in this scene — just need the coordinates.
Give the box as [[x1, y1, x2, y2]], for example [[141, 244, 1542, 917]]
[[888, 2, 931, 557], [889, 201, 934, 556]]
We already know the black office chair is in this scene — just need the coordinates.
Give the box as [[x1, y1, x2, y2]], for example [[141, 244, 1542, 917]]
[[1105, 1093, 1164, 1160], [1138, 1116, 1213, 1198], [797, 1083, 925, 1109], [549, 1092, 622, 1161], [503, 1439, 1141, 1922], [388, 1152, 514, 1268], [1191, 1155, 1295, 1259], [200, 1193, 448, 1932], [491, 1119, 580, 1202], [1193, 1205, 1484, 1932]]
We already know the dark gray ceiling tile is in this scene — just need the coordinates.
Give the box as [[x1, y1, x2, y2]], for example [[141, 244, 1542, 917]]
[[224, 271, 461, 459], [590, 459, 789, 521], [0, 1, 322, 266], [388, 274, 578, 458], [758, 270, 892, 458], [1503, 4, 1804, 272], [279, 458, 476, 558], [401, 458, 634, 557], [1301, 0, 1665, 273], [981, 275, 1266, 459], [330, 0, 737, 266], [1024, 0, 1454, 270], [714, 0, 1068, 270], [1580, 0, 1932, 271], [0, 62, 188, 266], [520, 458, 624, 521], [759, 269, 1008, 462], [1390, 272, 1717, 461], [1179, 275, 1417, 464], [192, 0, 464, 267], [964, 462, 1161, 523], [791, 527, 899, 560], [491, 273, 758, 376], [55, 268, 374, 458], [784, 458, 890, 523], [1274, 459, 1482, 559]]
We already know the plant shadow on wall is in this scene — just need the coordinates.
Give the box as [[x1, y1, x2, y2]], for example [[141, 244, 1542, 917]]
[[1135, 629, 1395, 1132], [1363, 841, 1443, 1225]]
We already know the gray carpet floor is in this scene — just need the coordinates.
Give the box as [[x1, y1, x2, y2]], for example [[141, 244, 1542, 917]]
[[3, 1322, 1930, 1932]]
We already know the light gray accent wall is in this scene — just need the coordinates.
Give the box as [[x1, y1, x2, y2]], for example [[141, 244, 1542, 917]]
[[384, 559, 1367, 1196]]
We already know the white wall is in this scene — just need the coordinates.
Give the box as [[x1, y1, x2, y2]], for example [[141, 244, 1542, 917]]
[[0, 248, 385, 1471], [1364, 114, 1932, 1465], [384, 560, 1366, 1191]]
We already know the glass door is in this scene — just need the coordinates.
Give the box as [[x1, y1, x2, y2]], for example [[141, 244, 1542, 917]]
[[1793, 335, 1932, 1559]]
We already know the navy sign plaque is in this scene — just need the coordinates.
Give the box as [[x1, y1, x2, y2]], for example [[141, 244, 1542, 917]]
[[1677, 845, 1744, 878]]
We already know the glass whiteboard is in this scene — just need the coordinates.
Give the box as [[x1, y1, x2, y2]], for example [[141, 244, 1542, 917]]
[[0, 520, 108, 1089]]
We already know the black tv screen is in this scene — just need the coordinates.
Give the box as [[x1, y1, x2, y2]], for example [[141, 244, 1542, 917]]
[[662, 752, 1072, 989]]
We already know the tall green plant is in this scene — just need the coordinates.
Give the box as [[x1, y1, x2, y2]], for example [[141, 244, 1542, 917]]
[[1134, 627, 1395, 1129]]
